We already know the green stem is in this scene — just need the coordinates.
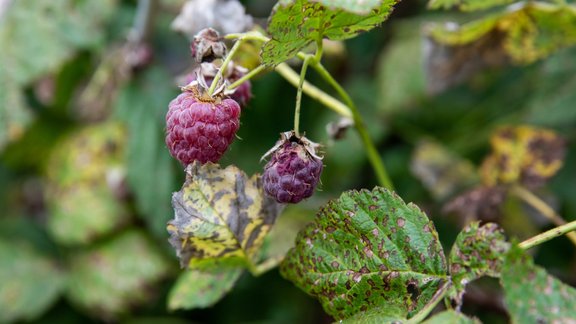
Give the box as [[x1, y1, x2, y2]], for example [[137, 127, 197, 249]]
[[406, 280, 451, 323], [519, 220, 576, 250], [310, 62, 395, 190], [208, 39, 242, 95], [275, 63, 352, 118], [294, 56, 311, 136], [227, 65, 266, 91], [512, 185, 576, 247]]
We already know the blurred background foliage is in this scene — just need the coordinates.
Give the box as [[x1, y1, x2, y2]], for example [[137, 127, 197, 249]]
[[1, 0, 575, 323]]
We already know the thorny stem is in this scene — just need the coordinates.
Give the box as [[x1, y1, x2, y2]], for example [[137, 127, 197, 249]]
[[512, 185, 576, 247], [294, 55, 312, 136], [208, 39, 242, 95], [520, 220, 576, 250], [310, 62, 395, 191], [227, 65, 266, 90]]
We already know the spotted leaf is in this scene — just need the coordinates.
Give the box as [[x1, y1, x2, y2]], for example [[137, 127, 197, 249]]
[[280, 187, 448, 320], [501, 244, 576, 323], [262, 0, 399, 66], [480, 126, 565, 189], [167, 162, 281, 270], [448, 222, 510, 307]]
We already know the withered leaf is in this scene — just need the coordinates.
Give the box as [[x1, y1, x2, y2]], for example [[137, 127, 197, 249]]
[[167, 162, 281, 270], [480, 126, 565, 189]]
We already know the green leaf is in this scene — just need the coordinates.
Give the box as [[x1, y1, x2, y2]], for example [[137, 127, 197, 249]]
[[168, 268, 243, 310], [311, 0, 384, 14], [377, 18, 427, 114], [45, 122, 129, 245], [66, 230, 172, 318], [501, 245, 576, 323], [421, 310, 480, 324], [410, 140, 478, 201], [280, 187, 448, 320], [428, 0, 513, 12], [0, 0, 116, 150], [167, 162, 282, 270], [448, 222, 509, 306], [262, 0, 399, 65], [114, 67, 179, 239], [480, 125, 566, 189], [340, 306, 407, 323], [0, 239, 65, 323], [0, 0, 116, 84], [428, 4, 576, 65]]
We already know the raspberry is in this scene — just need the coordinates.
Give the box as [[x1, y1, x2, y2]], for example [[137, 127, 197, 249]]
[[165, 84, 241, 165], [262, 131, 323, 204], [184, 63, 252, 108]]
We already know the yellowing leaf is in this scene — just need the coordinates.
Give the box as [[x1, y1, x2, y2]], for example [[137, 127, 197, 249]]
[[480, 126, 565, 188], [46, 122, 129, 245], [167, 162, 281, 270], [428, 3, 576, 65], [428, 0, 514, 12]]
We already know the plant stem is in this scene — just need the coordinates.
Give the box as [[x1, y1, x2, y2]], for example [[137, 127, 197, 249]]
[[512, 185, 576, 247], [310, 62, 395, 190], [519, 220, 576, 250], [275, 63, 352, 118], [208, 39, 242, 95], [227, 65, 266, 91], [406, 280, 451, 323], [294, 56, 311, 136]]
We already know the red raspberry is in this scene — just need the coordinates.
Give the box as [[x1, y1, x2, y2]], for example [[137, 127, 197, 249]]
[[165, 85, 241, 165], [184, 63, 252, 108], [262, 132, 323, 204]]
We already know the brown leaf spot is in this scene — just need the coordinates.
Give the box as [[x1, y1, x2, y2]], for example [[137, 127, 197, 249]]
[[397, 218, 405, 227]]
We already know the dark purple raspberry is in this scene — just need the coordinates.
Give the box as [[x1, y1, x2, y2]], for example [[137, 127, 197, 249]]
[[262, 132, 323, 204], [165, 86, 241, 165], [184, 63, 252, 108]]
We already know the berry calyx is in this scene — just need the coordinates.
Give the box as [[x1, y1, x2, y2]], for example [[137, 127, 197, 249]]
[[262, 131, 323, 204], [184, 62, 252, 108], [165, 82, 241, 165]]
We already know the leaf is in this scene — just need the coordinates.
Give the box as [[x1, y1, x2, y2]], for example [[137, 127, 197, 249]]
[[340, 306, 407, 323], [45, 122, 129, 245], [421, 310, 480, 324], [410, 140, 478, 201], [0, 73, 32, 151], [501, 245, 576, 323], [310, 0, 384, 14], [480, 126, 566, 189], [261, 0, 399, 65], [66, 230, 172, 319], [0, 0, 116, 84], [0, 0, 116, 150], [448, 222, 509, 306], [428, 0, 514, 12], [114, 67, 179, 239], [525, 47, 576, 127], [428, 3, 576, 65], [168, 268, 243, 310], [167, 162, 282, 269], [377, 18, 427, 113], [280, 187, 448, 320], [0, 239, 66, 323]]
